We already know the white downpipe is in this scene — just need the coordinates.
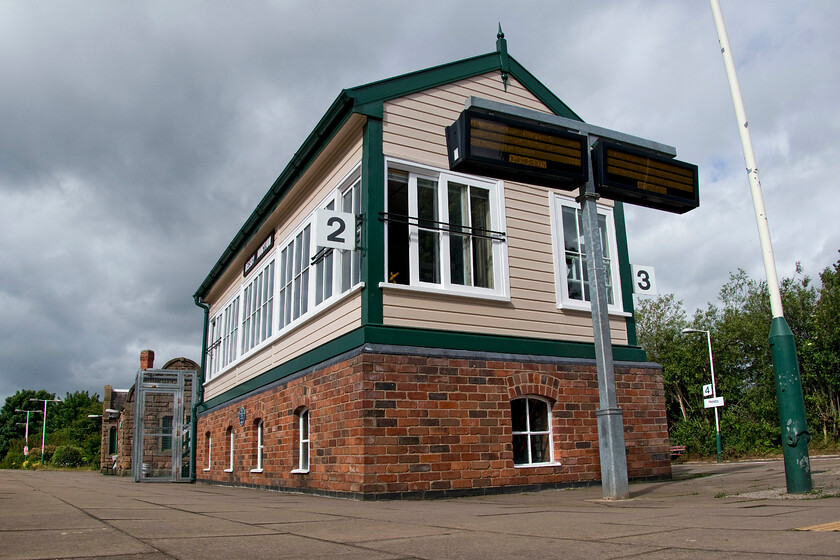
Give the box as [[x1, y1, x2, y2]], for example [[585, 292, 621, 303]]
[[709, 0, 784, 319]]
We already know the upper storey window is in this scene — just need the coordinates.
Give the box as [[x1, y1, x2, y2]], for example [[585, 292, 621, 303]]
[[550, 193, 623, 314], [385, 161, 508, 300]]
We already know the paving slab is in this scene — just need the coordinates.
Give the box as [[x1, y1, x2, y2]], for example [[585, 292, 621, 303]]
[[0, 457, 838, 560]]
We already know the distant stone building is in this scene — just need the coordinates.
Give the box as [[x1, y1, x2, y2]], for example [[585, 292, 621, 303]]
[[99, 350, 199, 478]]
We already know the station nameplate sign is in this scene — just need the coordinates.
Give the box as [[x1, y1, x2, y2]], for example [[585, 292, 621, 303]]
[[593, 140, 699, 214], [446, 109, 588, 190]]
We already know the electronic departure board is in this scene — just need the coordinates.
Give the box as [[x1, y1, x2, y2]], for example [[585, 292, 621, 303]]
[[445, 109, 588, 190], [593, 140, 699, 214]]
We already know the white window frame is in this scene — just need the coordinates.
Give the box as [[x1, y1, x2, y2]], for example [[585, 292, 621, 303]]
[[240, 258, 275, 355], [292, 409, 310, 474], [549, 192, 625, 315], [511, 396, 558, 467], [224, 428, 234, 473], [250, 420, 264, 473], [313, 168, 362, 308], [383, 159, 509, 301], [203, 434, 211, 472]]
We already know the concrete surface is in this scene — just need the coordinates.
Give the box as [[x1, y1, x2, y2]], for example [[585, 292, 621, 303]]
[[1, 457, 839, 559]]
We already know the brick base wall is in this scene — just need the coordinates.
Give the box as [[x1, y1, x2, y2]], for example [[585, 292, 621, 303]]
[[196, 347, 670, 498]]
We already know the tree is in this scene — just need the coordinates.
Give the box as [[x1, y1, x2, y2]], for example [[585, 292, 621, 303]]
[[801, 257, 840, 442], [0, 390, 54, 458], [1, 390, 103, 466], [636, 261, 840, 457]]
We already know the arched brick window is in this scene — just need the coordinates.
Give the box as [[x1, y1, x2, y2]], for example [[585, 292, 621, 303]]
[[251, 419, 264, 473], [224, 426, 234, 472], [292, 408, 310, 473], [510, 397, 554, 466]]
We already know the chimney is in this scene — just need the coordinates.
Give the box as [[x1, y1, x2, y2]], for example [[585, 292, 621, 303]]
[[140, 349, 155, 370]]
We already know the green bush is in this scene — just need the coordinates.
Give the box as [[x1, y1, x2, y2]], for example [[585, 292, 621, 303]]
[[51, 445, 85, 468], [1, 450, 25, 469]]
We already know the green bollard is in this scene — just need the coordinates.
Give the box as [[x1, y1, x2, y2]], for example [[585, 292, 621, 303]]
[[768, 316, 812, 494]]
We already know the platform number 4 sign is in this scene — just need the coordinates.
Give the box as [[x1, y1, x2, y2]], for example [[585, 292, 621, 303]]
[[631, 265, 657, 296], [315, 210, 355, 251]]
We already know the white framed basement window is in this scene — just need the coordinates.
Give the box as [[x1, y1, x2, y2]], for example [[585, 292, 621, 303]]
[[250, 419, 264, 473], [511, 396, 556, 466], [225, 426, 234, 473], [549, 192, 624, 314], [203, 433, 211, 472], [292, 408, 310, 474], [384, 160, 509, 300]]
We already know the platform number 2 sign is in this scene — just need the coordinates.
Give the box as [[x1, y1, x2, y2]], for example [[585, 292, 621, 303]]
[[631, 265, 657, 296], [315, 210, 356, 251]]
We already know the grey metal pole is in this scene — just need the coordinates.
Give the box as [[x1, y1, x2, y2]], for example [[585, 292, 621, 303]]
[[579, 140, 629, 500]]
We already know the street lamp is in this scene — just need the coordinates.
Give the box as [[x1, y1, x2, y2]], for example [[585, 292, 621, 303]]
[[29, 396, 63, 464], [15, 408, 41, 457], [682, 328, 723, 462]]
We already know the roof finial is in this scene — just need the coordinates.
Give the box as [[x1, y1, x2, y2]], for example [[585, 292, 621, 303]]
[[496, 23, 510, 91]]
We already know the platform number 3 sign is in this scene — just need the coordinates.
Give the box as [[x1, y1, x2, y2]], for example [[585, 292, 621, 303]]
[[315, 209, 356, 251], [631, 265, 657, 296]]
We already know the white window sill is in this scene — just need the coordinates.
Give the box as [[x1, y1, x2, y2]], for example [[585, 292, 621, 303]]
[[249, 468, 263, 473], [223, 468, 233, 473], [290, 468, 309, 474], [514, 462, 562, 468], [380, 282, 510, 303], [556, 302, 631, 318]]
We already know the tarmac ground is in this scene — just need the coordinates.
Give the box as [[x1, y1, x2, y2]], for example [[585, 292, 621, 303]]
[[1, 456, 839, 560]]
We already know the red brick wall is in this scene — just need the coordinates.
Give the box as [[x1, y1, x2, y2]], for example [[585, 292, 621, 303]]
[[196, 350, 670, 498]]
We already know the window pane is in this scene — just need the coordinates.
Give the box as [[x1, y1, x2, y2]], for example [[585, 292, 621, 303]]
[[566, 255, 583, 300], [450, 233, 469, 286], [512, 434, 528, 465], [448, 182, 470, 286], [417, 178, 438, 226], [562, 207, 579, 253], [387, 170, 410, 285], [511, 399, 527, 432], [471, 187, 493, 289], [529, 399, 549, 431], [418, 230, 440, 284], [301, 443, 309, 470], [530, 434, 550, 464]]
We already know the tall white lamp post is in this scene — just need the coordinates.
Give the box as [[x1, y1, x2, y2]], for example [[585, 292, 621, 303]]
[[15, 408, 41, 457], [682, 328, 723, 462], [29, 396, 62, 464]]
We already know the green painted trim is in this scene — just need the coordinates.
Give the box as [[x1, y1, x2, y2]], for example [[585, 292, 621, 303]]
[[363, 324, 646, 362], [507, 57, 581, 121], [199, 324, 649, 411], [612, 202, 639, 349], [198, 327, 367, 412], [347, 53, 500, 107], [361, 114, 385, 325]]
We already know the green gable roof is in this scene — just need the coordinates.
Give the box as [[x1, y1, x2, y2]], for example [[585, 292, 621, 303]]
[[194, 45, 582, 301]]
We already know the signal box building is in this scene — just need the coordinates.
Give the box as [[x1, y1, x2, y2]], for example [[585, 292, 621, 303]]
[[193, 35, 671, 499]]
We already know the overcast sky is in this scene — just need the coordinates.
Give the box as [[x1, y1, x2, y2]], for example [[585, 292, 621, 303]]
[[2, 1, 838, 403]]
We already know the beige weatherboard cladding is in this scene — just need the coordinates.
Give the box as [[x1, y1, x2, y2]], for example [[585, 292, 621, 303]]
[[380, 73, 629, 345], [202, 118, 365, 402]]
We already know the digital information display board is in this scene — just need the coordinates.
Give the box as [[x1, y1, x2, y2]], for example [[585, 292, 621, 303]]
[[593, 140, 699, 214], [446, 109, 588, 190]]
